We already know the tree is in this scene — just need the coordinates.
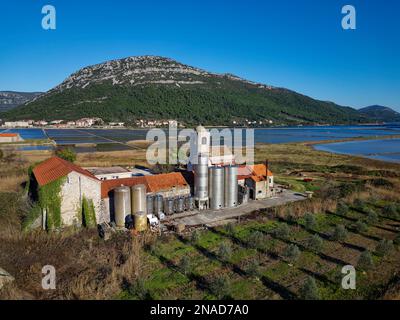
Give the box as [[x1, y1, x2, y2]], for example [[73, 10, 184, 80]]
[[56, 147, 76, 162], [375, 239, 394, 257], [210, 275, 231, 299], [304, 213, 316, 230], [355, 220, 368, 233], [218, 242, 232, 260], [299, 277, 320, 300], [245, 258, 260, 278], [353, 198, 365, 209], [308, 234, 323, 252], [179, 255, 191, 275], [283, 244, 301, 263], [358, 250, 374, 270], [332, 225, 348, 242], [336, 201, 349, 216], [366, 211, 379, 225]]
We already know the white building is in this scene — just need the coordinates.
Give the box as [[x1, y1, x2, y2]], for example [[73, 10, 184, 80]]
[[4, 121, 30, 128]]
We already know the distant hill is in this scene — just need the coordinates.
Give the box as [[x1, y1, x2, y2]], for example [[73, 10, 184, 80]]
[[1, 56, 368, 125], [0, 91, 42, 112], [358, 105, 400, 123]]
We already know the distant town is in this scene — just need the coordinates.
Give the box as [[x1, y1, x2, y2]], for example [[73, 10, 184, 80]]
[[0, 118, 275, 129]]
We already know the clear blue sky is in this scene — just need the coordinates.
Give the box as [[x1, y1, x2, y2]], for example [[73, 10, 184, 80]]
[[0, 0, 399, 110]]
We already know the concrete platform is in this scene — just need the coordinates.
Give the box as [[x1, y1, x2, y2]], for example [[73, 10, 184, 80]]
[[170, 189, 307, 227]]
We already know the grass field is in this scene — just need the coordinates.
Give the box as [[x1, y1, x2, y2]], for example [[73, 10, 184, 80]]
[[0, 139, 400, 299]]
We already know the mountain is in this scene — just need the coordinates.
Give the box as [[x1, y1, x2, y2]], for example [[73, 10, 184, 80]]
[[358, 105, 400, 123], [0, 91, 42, 112], [2, 56, 367, 125]]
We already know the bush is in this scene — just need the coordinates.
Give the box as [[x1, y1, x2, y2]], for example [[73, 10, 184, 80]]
[[383, 204, 399, 219], [224, 223, 235, 235], [283, 244, 301, 263], [299, 277, 320, 300], [245, 258, 260, 278], [210, 275, 231, 299], [247, 231, 265, 249], [355, 220, 368, 233], [308, 234, 323, 252], [191, 230, 201, 243], [218, 242, 232, 260], [304, 213, 316, 230], [331, 225, 348, 242], [274, 223, 291, 239], [179, 255, 191, 275], [128, 278, 151, 300], [56, 147, 77, 162], [365, 211, 379, 225], [371, 178, 394, 188], [394, 233, 400, 246], [336, 202, 349, 216], [358, 250, 374, 270], [375, 239, 394, 257], [353, 198, 365, 209]]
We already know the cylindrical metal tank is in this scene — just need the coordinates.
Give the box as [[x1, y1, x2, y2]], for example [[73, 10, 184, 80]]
[[224, 165, 238, 208], [176, 197, 185, 213], [146, 195, 154, 215], [131, 184, 147, 214], [134, 211, 147, 232], [194, 153, 209, 204], [210, 166, 225, 210], [154, 194, 163, 213], [184, 196, 194, 211], [114, 186, 132, 227], [164, 198, 174, 215]]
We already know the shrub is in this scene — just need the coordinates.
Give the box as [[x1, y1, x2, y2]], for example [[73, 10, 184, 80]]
[[353, 198, 365, 209], [304, 213, 316, 230], [191, 230, 201, 243], [56, 147, 76, 162], [355, 220, 368, 233], [331, 225, 348, 242], [365, 211, 379, 225], [179, 255, 191, 275], [224, 223, 235, 235], [375, 239, 394, 257], [299, 277, 320, 300], [128, 278, 150, 300], [218, 242, 232, 260], [247, 231, 265, 249], [274, 223, 291, 239], [283, 244, 301, 263], [336, 201, 349, 216], [210, 275, 231, 299], [394, 233, 400, 246], [371, 178, 394, 188], [308, 234, 323, 252], [245, 258, 260, 278], [383, 204, 399, 219], [358, 250, 374, 270]]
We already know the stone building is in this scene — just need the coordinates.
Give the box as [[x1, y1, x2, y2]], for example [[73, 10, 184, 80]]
[[0, 133, 24, 143]]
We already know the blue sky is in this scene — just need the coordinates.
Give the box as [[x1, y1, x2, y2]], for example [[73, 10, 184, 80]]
[[0, 0, 399, 111]]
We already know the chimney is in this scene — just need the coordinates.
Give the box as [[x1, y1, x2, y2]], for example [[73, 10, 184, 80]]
[[265, 159, 269, 176]]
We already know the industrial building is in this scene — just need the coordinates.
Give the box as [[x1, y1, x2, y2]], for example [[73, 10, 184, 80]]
[[30, 127, 274, 231], [0, 133, 24, 143]]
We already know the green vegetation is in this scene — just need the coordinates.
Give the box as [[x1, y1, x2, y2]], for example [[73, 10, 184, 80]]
[[331, 225, 348, 242], [299, 277, 320, 300], [81, 197, 97, 228], [56, 147, 77, 163], [304, 213, 317, 230], [375, 240, 394, 257], [38, 177, 66, 231], [336, 201, 349, 216], [283, 244, 301, 263], [307, 234, 324, 252], [358, 251, 374, 270]]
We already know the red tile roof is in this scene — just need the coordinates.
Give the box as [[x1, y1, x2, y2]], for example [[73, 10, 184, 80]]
[[237, 164, 273, 181], [33, 156, 99, 186], [101, 172, 189, 198], [0, 133, 19, 137]]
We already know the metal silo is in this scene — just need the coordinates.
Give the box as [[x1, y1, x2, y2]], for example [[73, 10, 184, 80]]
[[114, 186, 131, 227], [194, 153, 209, 210], [164, 198, 174, 215], [210, 167, 225, 210], [176, 197, 185, 213], [224, 165, 238, 208], [131, 184, 147, 215], [146, 195, 154, 215], [185, 196, 194, 211], [134, 211, 148, 232], [154, 194, 163, 214]]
